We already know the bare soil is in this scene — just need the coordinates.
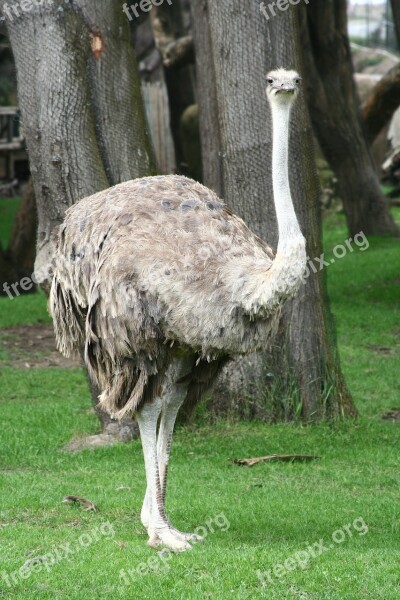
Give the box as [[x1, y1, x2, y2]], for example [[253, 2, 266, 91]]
[[0, 323, 79, 369]]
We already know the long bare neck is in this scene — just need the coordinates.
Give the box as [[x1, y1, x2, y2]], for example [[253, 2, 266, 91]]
[[236, 98, 306, 318], [270, 101, 302, 250]]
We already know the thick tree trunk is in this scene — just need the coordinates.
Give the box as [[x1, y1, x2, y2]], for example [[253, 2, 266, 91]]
[[7, 178, 37, 274], [391, 0, 400, 49], [4, 0, 155, 284], [4, 0, 156, 439], [298, 0, 398, 238], [191, 0, 357, 421], [362, 63, 400, 143], [0, 244, 19, 296], [191, 0, 223, 195], [0, 180, 37, 295]]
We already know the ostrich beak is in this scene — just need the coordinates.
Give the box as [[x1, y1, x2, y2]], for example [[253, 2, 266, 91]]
[[274, 84, 296, 94]]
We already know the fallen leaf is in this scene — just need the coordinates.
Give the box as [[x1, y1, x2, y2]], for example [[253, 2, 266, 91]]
[[62, 495, 97, 511], [234, 454, 320, 467], [367, 345, 394, 355]]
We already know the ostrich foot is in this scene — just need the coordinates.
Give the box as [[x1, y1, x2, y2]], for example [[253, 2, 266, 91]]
[[147, 526, 203, 552], [147, 527, 192, 552], [169, 528, 204, 543]]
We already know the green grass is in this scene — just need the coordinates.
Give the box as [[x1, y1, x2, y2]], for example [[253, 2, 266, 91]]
[[0, 197, 21, 248], [0, 211, 399, 599]]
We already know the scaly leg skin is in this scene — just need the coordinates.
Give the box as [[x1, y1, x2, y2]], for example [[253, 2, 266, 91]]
[[137, 359, 203, 552], [156, 390, 203, 545], [136, 398, 191, 552]]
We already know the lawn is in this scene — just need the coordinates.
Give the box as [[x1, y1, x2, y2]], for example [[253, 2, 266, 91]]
[[0, 209, 399, 599]]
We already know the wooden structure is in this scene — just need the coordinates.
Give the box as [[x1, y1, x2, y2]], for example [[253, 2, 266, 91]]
[[0, 106, 28, 181]]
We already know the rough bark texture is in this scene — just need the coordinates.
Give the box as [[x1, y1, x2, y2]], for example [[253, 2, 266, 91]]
[[298, 0, 398, 238], [4, 0, 156, 437], [191, 0, 357, 421], [362, 63, 400, 143], [3, 0, 156, 284], [191, 0, 223, 195]]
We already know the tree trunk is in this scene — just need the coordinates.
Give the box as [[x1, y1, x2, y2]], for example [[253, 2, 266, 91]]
[[7, 178, 37, 274], [391, 0, 400, 49], [298, 0, 398, 238], [362, 63, 400, 144], [150, 1, 195, 172], [191, 0, 223, 195], [191, 0, 357, 421], [0, 244, 19, 296], [0, 179, 37, 295], [4, 0, 156, 438]]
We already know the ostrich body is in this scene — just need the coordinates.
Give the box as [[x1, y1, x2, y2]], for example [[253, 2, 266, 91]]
[[50, 69, 306, 552]]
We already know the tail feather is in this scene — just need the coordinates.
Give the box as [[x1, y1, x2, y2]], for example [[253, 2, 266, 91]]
[[50, 276, 167, 419], [49, 278, 85, 358]]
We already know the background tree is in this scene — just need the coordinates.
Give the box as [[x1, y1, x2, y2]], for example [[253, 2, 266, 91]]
[[0, 32, 36, 294], [298, 0, 398, 237], [391, 0, 400, 49], [3, 0, 156, 441], [190, 0, 357, 421], [362, 62, 400, 143]]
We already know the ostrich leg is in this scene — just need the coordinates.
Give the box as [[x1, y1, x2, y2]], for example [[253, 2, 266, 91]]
[[137, 358, 202, 551], [136, 398, 191, 552]]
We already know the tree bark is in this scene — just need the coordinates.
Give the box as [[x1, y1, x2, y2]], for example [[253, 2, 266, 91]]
[[362, 63, 400, 144], [150, 2, 195, 172], [0, 244, 19, 296], [191, 0, 357, 421], [3, 0, 156, 284], [298, 0, 398, 238], [191, 0, 223, 195], [4, 0, 156, 438], [7, 178, 37, 274], [0, 179, 37, 295]]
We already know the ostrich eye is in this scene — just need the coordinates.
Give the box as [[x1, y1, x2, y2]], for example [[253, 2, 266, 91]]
[[295, 78, 302, 84], [267, 78, 273, 84]]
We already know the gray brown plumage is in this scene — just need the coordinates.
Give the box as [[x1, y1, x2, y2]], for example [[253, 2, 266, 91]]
[[49, 69, 307, 552], [50, 173, 288, 418]]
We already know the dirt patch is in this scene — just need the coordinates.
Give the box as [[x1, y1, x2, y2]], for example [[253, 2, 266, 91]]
[[0, 323, 79, 369], [382, 409, 400, 422]]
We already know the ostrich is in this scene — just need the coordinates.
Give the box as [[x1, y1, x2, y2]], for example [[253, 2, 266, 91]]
[[50, 69, 306, 552]]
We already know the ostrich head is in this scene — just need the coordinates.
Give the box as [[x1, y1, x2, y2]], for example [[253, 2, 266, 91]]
[[266, 68, 302, 105]]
